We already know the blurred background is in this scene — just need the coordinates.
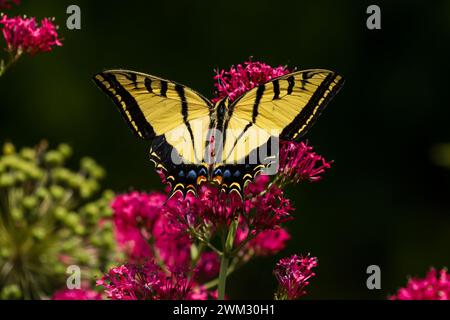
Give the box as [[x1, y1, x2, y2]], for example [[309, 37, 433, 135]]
[[1, 0, 449, 299]]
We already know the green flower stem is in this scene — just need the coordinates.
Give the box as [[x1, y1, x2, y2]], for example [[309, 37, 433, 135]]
[[217, 216, 239, 300], [217, 253, 229, 300], [203, 257, 238, 290], [190, 229, 222, 255], [0, 51, 22, 77]]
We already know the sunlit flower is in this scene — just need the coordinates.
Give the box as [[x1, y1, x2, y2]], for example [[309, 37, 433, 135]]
[[213, 59, 291, 103], [273, 254, 318, 300], [0, 14, 62, 55], [52, 288, 102, 300], [390, 268, 450, 300]]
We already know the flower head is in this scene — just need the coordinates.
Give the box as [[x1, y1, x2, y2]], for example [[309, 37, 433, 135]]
[[112, 192, 165, 260], [97, 262, 192, 300], [245, 184, 294, 232], [273, 254, 318, 300], [163, 185, 243, 231], [247, 228, 291, 256], [390, 268, 450, 300], [278, 141, 331, 183], [52, 288, 102, 300], [111, 191, 192, 268], [213, 59, 291, 103], [0, 14, 62, 55]]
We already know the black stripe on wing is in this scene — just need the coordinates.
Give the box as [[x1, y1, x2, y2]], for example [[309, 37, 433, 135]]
[[281, 72, 344, 140], [93, 72, 156, 139]]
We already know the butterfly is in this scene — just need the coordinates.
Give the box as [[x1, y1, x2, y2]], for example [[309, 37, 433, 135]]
[[93, 69, 343, 198]]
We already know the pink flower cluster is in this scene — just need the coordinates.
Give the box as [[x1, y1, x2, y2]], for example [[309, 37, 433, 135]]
[[96, 262, 192, 300], [164, 176, 294, 234], [0, 0, 20, 10], [279, 141, 332, 183], [213, 59, 291, 103], [390, 268, 450, 300], [0, 14, 62, 55], [112, 192, 192, 268], [273, 254, 318, 300]]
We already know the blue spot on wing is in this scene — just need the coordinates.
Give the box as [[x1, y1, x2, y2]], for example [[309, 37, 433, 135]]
[[187, 170, 197, 180]]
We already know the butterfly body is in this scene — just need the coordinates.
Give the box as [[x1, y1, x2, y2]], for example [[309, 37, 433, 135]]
[[94, 68, 343, 198]]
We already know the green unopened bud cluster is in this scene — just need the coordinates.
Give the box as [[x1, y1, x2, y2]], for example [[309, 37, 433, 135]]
[[0, 141, 118, 299]]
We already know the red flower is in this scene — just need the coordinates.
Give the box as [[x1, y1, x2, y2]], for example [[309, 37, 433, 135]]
[[97, 262, 192, 300], [248, 228, 291, 256], [196, 252, 220, 281], [152, 212, 192, 268], [0, 14, 62, 55], [273, 254, 318, 300], [111, 191, 192, 268], [245, 184, 294, 231], [213, 59, 291, 103], [112, 192, 165, 261], [390, 268, 450, 300], [163, 185, 243, 230], [278, 141, 331, 183]]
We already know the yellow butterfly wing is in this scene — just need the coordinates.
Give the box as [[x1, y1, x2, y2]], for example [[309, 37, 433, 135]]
[[94, 70, 212, 196], [215, 69, 344, 194]]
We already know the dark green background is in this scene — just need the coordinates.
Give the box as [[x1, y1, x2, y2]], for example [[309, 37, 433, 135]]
[[1, 0, 449, 299]]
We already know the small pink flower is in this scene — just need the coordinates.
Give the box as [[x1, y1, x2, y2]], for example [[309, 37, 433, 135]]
[[112, 191, 166, 261], [164, 181, 293, 234], [273, 254, 318, 300], [279, 141, 331, 183], [52, 288, 102, 300], [163, 185, 243, 230], [152, 212, 192, 268], [246, 185, 294, 231], [98, 261, 192, 300], [248, 228, 291, 256], [236, 225, 290, 256], [187, 286, 221, 300], [0, 14, 62, 55], [196, 252, 220, 281], [390, 268, 450, 300], [213, 59, 291, 103]]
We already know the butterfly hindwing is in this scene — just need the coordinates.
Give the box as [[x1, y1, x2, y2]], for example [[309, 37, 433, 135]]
[[149, 135, 208, 197]]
